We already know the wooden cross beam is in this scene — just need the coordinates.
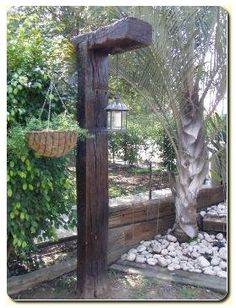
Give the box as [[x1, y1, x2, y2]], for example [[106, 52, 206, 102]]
[[73, 17, 152, 54], [73, 17, 152, 299]]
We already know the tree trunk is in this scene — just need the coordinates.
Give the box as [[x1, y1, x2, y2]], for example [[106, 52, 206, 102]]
[[172, 82, 209, 241], [173, 178, 199, 242], [148, 161, 152, 200]]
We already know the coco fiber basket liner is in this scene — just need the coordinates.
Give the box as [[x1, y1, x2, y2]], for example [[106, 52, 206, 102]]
[[27, 130, 78, 157]]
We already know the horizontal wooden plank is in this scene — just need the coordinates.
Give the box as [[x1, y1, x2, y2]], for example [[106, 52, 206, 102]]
[[203, 215, 227, 233], [196, 185, 225, 210], [109, 186, 225, 229], [112, 260, 227, 294], [8, 258, 77, 296], [156, 215, 176, 235], [72, 17, 152, 54], [108, 220, 158, 264]]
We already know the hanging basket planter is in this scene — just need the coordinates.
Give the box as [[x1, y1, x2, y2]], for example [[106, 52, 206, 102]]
[[25, 79, 86, 158], [27, 130, 78, 158]]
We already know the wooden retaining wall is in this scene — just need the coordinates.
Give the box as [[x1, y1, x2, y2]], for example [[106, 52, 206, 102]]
[[108, 185, 225, 263], [8, 185, 225, 296]]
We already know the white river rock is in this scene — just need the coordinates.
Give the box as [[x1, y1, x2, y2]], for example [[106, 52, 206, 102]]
[[166, 234, 177, 242], [135, 255, 146, 263], [197, 256, 210, 268], [120, 203, 227, 278], [147, 258, 158, 266], [127, 253, 136, 262], [137, 245, 146, 252]]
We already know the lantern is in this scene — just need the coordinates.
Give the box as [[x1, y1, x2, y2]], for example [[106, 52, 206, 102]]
[[105, 96, 129, 131]]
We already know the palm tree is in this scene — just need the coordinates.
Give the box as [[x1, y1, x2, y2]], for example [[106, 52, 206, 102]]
[[111, 6, 227, 241]]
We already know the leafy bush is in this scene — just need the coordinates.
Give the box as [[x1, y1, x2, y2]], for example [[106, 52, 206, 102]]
[[7, 150, 76, 257], [108, 125, 144, 167], [7, 9, 77, 259], [108, 114, 164, 168]]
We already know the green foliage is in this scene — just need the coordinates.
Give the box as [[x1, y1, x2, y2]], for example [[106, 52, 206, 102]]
[[7, 151, 76, 255], [108, 121, 148, 167], [118, 128, 142, 166], [207, 113, 227, 185], [111, 6, 227, 163], [159, 127, 177, 173], [108, 113, 168, 168], [27, 113, 87, 134], [7, 8, 77, 258]]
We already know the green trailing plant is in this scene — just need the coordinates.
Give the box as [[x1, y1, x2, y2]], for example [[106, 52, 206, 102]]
[[7, 9, 77, 261], [7, 150, 76, 259], [8, 113, 88, 157], [27, 113, 87, 134]]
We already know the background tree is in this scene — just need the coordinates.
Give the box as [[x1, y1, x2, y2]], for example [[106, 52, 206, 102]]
[[7, 8, 76, 259], [110, 6, 227, 241], [7, 6, 119, 260]]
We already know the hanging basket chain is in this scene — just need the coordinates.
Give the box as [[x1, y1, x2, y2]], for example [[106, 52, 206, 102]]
[[39, 77, 69, 128], [27, 77, 77, 158], [46, 84, 53, 130], [52, 83, 69, 114], [115, 54, 119, 97], [39, 82, 52, 120]]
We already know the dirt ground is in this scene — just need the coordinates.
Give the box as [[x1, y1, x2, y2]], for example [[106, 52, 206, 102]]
[[108, 164, 170, 198], [11, 269, 224, 301]]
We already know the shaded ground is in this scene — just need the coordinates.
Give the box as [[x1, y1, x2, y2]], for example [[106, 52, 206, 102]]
[[69, 163, 170, 198], [11, 269, 223, 301], [8, 239, 77, 277], [108, 164, 170, 198]]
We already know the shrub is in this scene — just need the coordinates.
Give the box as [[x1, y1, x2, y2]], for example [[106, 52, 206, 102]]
[[7, 9, 77, 259]]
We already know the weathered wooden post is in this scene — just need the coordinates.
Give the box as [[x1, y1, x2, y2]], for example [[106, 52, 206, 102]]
[[72, 17, 152, 298]]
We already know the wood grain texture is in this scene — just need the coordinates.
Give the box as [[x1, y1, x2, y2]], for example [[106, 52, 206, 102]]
[[7, 258, 77, 296], [109, 186, 225, 229], [75, 17, 152, 298], [76, 43, 109, 298], [72, 17, 152, 54], [203, 215, 226, 233]]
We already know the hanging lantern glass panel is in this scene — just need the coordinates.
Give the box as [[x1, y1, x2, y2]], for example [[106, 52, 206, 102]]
[[112, 111, 122, 130], [121, 111, 127, 129], [105, 54, 129, 132], [105, 96, 128, 131]]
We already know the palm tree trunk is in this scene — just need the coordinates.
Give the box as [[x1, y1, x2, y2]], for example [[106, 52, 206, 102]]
[[172, 84, 209, 241]]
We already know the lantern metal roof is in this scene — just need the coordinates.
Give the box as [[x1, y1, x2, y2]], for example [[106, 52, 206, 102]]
[[105, 96, 129, 111]]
